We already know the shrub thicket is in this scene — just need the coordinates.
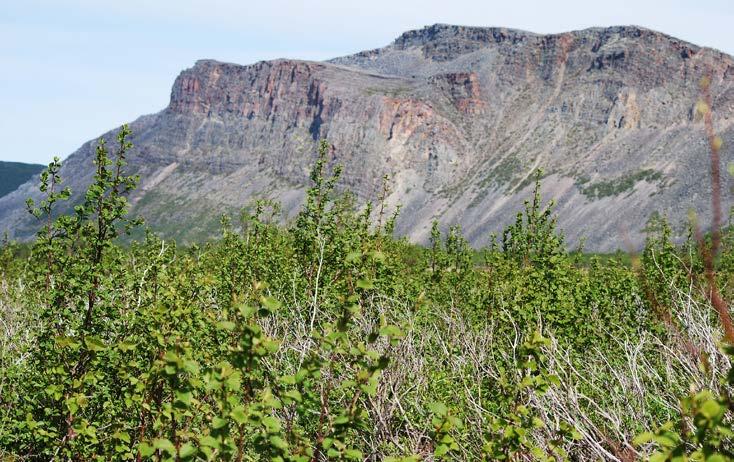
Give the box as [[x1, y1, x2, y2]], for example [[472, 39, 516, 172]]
[[1, 129, 734, 460]]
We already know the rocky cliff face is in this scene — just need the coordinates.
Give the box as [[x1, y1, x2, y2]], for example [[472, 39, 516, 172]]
[[2, 24, 733, 250]]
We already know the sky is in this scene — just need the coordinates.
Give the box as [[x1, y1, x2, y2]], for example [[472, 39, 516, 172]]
[[2, 0, 734, 165]]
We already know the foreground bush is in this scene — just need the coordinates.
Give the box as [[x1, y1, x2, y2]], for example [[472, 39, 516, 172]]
[[1, 129, 734, 460]]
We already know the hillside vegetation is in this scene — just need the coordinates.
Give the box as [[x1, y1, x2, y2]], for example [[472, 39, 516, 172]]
[[0, 161, 44, 198], [1, 126, 734, 461]]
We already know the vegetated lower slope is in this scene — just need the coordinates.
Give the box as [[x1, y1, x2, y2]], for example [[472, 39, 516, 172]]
[[1, 24, 733, 251], [0, 161, 44, 198], [1, 131, 734, 460]]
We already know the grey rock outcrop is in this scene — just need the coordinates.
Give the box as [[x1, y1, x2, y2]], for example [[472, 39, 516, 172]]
[[2, 24, 733, 250]]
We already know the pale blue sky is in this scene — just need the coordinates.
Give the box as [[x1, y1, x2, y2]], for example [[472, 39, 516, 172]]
[[2, 0, 733, 164]]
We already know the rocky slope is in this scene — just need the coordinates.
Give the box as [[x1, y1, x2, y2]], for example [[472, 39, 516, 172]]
[[2, 24, 733, 250]]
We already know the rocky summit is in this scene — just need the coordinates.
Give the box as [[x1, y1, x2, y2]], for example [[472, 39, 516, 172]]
[[2, 24, 733, 251]]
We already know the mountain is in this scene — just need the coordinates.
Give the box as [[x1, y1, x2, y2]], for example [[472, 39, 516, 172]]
[[1, 24, 733, 251], [0, 161, 45, 199]]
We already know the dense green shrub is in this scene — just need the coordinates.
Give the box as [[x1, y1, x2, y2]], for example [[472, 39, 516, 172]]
[[1, 131, 733, 460]]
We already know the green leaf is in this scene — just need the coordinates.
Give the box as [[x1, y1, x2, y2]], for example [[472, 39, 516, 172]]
[[138, 442, 155, 457], [379, 325, 403, 339], [700, 399, 722, 419], [84, 336, 106, 352], [230, 406, 247, 424], [345, 251, 362, 263], [633, 432, 655, 446], [153, 438, 176, 455], [216, 320, 236, 331], [344, 449, 363, 460], [652, 433, 678, 448], [283, 390, 302, 403], [262, 416, 281, 433], [55, 336, 80, 349], [269, 435, 288, 450], [356, 279, 374, 290], [212, 417, 228, 430], [369, 250, 386, 262], [175, 390, 193, 407], [434, 444, 450, 457], [261, 296, 282, 311], [199, 435, 220, 449], [117, 340, 137, 352], [163, 351, 180, 364], [429, 402, 448, 416], [113, 431, 131, 443], [179, 443, 198, 459]]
